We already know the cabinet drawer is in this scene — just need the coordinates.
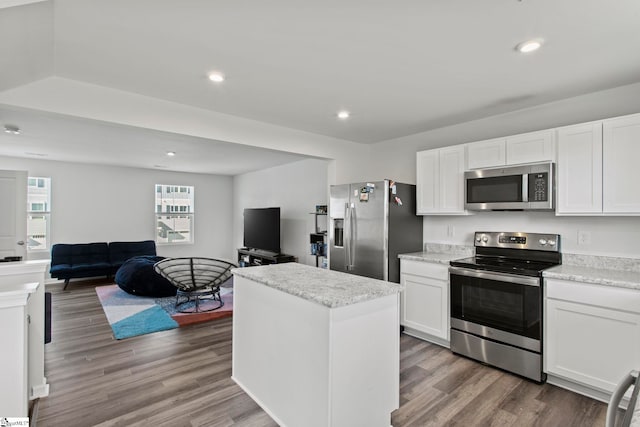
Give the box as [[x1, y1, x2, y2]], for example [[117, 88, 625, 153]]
[[546, 278, 640, 314], [401, 260, 448, 281]]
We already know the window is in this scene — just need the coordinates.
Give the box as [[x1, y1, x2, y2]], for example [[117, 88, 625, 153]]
[[155, 184, 194, 244], [27, 177, 51, 251]]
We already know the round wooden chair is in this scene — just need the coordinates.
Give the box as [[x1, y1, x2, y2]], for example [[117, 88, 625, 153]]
[[153, 257, 236, 313]]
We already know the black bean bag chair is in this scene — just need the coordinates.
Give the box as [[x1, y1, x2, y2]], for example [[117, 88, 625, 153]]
[[115, 255, 177, 297]]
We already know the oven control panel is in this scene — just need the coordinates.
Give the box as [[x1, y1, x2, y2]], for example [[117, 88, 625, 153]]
[[475, 231, 560, 251], [499, 235, 526, 244]]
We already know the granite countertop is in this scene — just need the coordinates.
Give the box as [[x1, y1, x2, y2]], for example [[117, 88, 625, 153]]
[[232, 262, 402, 309], [543, 265, 640, 290], [398, 251, 465, 265], [398, 243, 474, 265]]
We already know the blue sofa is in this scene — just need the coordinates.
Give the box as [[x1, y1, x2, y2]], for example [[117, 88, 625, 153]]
[[50, 240, 157, 289]]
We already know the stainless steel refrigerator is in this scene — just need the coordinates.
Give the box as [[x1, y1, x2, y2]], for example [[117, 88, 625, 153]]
[[329, 180, 423, 283]]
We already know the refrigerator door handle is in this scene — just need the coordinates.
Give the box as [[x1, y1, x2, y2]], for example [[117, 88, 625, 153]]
[[344, 203, 351, 270], [349, 204, 356, 269]]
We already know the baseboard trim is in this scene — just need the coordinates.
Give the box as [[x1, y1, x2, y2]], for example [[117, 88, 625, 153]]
[[546, 373, 621, 406], [402, 327, 450, 349], [30, 382, 50, 399]]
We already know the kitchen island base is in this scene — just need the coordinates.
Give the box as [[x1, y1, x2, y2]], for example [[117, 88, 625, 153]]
[[232, 274, 399, 427]]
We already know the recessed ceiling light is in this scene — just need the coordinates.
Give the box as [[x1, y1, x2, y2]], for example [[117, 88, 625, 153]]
[[516, 39, 543, 53], [166, 151, 176, 157], [337, 110, 350, 120], [4, 124, 20, 135], [208, 72, 225, 83]]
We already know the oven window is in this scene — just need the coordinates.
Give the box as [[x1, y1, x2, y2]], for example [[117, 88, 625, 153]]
[[467, 175, 523, 203], [450, 274, 540, 340]]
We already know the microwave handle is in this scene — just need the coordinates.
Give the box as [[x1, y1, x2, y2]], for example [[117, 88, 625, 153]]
[[522, 174, 529, 202]]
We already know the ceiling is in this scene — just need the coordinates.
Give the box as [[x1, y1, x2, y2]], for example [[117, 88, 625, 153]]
[[1, 0, 640, 174], [0, 104, 311, 175]]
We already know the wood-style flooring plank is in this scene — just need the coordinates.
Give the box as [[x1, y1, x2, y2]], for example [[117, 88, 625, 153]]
[[38, 281, 607, 426]]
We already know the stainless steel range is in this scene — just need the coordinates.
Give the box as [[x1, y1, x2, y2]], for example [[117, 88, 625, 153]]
[[449, 231, 561, 382]]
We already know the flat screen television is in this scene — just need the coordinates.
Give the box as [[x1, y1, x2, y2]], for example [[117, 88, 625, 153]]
[[243, 207, 281, 254]]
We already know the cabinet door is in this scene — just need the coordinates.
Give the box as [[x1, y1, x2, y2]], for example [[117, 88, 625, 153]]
[[401, 273, 448, 341], [556, 122, 603, 214], [416, 149, 439, 214], [603, 114, 640, 213], [439, 145, 466, 213], [505, 130, 555, 165], [466, 138, 506, 169], [546, 298, 640, 393]]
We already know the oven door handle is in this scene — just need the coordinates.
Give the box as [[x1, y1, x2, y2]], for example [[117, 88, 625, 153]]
[[449, 266, 540, 287]]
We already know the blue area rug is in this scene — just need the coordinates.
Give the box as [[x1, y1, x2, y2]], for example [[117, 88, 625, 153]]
[[96, 285, 178, 339], [95, 284, 233, 339], [111, 305, 178, 340]]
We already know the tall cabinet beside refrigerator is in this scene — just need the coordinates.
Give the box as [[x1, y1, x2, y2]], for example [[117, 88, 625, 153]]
[[329, 180, 423, 283]]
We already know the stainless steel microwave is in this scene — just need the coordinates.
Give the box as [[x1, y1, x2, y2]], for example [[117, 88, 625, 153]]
[[464, 162, 554, 211]]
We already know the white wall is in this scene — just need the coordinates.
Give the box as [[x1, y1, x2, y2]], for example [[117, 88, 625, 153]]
[[0, 156, 235, 261], [233, 159, 329, 266], [424, 213, 640, 259], [367, 82, 640, 185], [364, 82, 640, 259]]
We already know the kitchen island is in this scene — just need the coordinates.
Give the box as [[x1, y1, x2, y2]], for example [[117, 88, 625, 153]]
[[231, 262, 401, 427]]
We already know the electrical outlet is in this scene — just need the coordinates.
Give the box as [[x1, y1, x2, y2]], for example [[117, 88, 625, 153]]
[[578, 230, 591, 245], [447, 225, 455, 237]]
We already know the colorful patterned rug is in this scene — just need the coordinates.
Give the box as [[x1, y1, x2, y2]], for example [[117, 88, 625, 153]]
[[95, 284, 233, 339]]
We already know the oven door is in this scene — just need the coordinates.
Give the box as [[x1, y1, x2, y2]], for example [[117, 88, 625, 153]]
[[449, 266, 542, 352]]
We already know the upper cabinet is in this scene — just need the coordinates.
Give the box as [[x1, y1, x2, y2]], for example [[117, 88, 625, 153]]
[[415, 112, 640, 217], [603, 115, 640, 213], [466, 138, 505, 169], [556, 122, 603, 214], [556, 113, 640, 215], [416, 145, 467, 215], [466, 130, 555, 169]]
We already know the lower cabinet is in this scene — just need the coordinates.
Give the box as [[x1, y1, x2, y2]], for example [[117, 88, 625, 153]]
[[545, 278, 640, 402], [400, 259, 449, 347]]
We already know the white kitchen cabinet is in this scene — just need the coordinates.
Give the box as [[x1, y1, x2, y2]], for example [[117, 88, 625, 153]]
[[400, 259, 449, 347], [556, 113, 640, 215], [505, 130, 555, 165], [545, 278, 640, 402], [603, 114, 640, 213], [466, 130, 555, 169], [556, 122, 603, 214], [0, 282, 38, 417], [0, 260, 49, 408], [416, 145, 466, 215], [466, 138, 506, 169]]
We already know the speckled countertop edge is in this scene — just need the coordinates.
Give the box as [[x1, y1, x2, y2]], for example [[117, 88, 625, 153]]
[[399, 245, 640, 290], [398, 244, 474, 265], [232, 262, 402, 309], [398, 252, 465, 265], [543, 265, 640, 290]]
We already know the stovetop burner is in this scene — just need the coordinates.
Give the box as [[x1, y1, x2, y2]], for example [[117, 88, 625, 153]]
[[450, 231, 562, 277]]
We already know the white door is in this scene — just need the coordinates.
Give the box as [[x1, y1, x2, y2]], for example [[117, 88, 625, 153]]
[[0, 170, 27, 259]]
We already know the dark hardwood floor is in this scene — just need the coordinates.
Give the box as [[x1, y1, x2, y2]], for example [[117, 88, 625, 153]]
[[38, 280, 608, 426]]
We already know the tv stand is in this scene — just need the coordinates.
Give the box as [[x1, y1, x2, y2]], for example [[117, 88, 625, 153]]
[[237, 248, 295, 267]]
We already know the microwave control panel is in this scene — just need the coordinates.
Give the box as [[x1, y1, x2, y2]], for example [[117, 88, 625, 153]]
[[529, 173, 548, 201]]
